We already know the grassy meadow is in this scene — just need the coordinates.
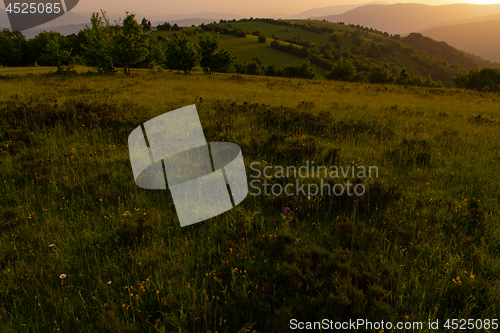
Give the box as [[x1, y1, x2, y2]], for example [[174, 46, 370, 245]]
[[216, 20, 400, 56], [149, 29, 327, 74], [148, 19, 471, 86], [1, 70, 500, 332], [0, 66, 98, 76]]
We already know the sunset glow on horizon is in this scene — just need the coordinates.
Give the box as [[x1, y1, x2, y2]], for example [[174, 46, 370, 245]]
[[2, 0, 500, 16], [458, 0, 500, 3]]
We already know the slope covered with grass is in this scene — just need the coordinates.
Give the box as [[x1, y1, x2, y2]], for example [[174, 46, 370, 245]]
[[1, 71, 499, 332], [148, 28, 326, 75], [168, 19, 492, 85]]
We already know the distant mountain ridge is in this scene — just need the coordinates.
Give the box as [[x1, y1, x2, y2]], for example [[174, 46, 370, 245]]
[[150, 11, 244, 21], [149, 12, 245, 27], [313, 3, 500, 35], [19, 23, 89, 39], [151, 18, 231, 27], [419, 13, 500, 31], [288, 1, 388, 19], [2, 3, 500, 64], [4, 4, 500, 36], [421, 20, 500, 63], [0, 9, 244, 38], [0, 9, 244, 29]]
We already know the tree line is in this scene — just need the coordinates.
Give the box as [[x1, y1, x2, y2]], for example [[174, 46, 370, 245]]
[[1, 12, 499, 91], [0, 11, 235, 75]]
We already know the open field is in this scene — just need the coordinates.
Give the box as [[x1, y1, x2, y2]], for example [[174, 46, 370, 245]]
[[147, 20, 473, 86], [0, 66, 94, 76], [221, 20, 392, 51], [1, 70, 500, 332], [148, 29, 326, 74]]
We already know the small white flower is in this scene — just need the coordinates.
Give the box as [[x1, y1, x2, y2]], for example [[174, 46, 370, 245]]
[[59, 274, 67, 280], [107, 281, 112, 285]]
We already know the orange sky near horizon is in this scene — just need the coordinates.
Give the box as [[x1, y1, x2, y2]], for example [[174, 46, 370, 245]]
[[461, 0, 500, 3], [2, 0, 500, 16]]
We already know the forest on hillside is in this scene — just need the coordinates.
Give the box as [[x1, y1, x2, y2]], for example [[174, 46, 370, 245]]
[[1, 13, 500, 91]]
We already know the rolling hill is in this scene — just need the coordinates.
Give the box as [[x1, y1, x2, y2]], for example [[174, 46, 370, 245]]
[[149, 28, 328, 76], [3, 11, 498, 83], [0, 10, 243, 38], [419, 13, 500, 31], [289, 1, 388, 19], [207, 19, 495, 85], [151, 18, 232, 28], [421, 20, 500, 63], [16, 23, 89, 40], [3, 3, 500, 66], [313, 3, 500, 35], [149, 12, 245, 27], [0, 10, 244, 30]]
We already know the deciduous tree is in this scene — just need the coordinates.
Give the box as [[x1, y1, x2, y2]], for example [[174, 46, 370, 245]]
[[83, 11, 116, 74], [325, 56, 357, 81], [41, 34, 72, 71], [113, 12, 150, 75], [165, 33, 200, 73], [0, 29, 28, 66], [196, 34, 234, 74]]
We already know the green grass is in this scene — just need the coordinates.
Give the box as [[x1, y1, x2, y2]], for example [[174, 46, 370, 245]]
[[191, 20, 465, 85], [224, 20, 379, 50], [147, 20, 466, 84], [215, 35, 308, 66], [286, 19, 363, 31], [1, 70, 500, 332], [148, 30, 326, 74], [225, 21, 337, 44], [0, 65, 95, 75]]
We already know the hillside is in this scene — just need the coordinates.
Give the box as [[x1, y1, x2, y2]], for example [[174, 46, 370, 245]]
[[421, 20, 500, 64], [313, 3, 500, 35], [19, 23, 89, 40], [150, 12, 247, 27], [1, 13, 492, 85], [401, 33, 477, 69], [289, 1, 388, 19], [148, 28, 327, 75], [419, 13, 500, 31], [151, 18, 224, 28], [146, 11, 244, 23], [198, 19, 491, 85]]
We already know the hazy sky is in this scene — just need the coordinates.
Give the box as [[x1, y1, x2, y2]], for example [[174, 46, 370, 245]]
[[75, 0, 500, 16], [2, 0, 500, 16]]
